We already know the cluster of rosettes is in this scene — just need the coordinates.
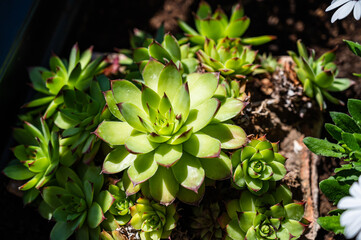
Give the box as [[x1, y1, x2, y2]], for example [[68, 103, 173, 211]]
[[225, 185, 308, 240], [2, 1, 315, 240]]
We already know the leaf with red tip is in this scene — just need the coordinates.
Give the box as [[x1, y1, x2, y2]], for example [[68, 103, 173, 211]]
[[111, 80, 142, 106], [201, 123, 247, 149], [183, 132, 221, 158], [171, 152, 204, 192], [199, 151, 232, 180], [149, 166, 179, 205], [95, 121, 133, 146], [87, 202, 105, 228], [102, 146, 136, 174], [154, 143, 182, 167], [128, 152, 158, 185]]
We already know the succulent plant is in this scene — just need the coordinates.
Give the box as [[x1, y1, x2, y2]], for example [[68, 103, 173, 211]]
[[254, 53, 281, 75], [107, 179, 138, 226], [129, 198, 178, 240], [25, 43, 106, 118], [100, 230, 127, 240], [231, 136, 287, 196], [54, 76, 111, 165], [133, 32, 199, 74], [225, 185, 308, 240], [178, 1, 275, 46], [190, 202, 228, 240], [42, 165, 113, 240], [288, 40, 352, 110], [95, 60, 247, 205], [197, 37, 258, 80], [3, 119, 59, 202]]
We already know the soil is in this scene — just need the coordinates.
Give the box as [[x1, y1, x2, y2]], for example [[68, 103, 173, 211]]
[[1, 0, 361, 239]]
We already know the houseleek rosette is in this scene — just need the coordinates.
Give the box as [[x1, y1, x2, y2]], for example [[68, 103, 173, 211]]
[[231, 136, 287, 196], [133, 32, 198, 74], [129, 198, 178, 240], [54, 77, 111, 165], [226, 185, 308, 240], [288, 40, 352, 110], [95, 59, 247, 205], [42, 165, 114, 240], [25, 43, 106, 119], [178, 1, 275, 45], [3, 119, 59, 202]]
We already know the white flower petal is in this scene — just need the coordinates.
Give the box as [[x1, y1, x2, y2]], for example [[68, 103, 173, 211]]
[[344, 212, 361, 239], [357, 231, 361, 240], [338, 196, 361, 209], [326, 0, 352, 12], [350, 181, 361, 198], [331, 1, 356, 22], [340, 209, 361, 227], [353, 1, 361, 20]]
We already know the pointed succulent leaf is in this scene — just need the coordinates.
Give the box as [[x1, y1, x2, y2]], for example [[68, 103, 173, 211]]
[[96, 190, 114, 213], [282, 219, 305, 238], [268, 161, 287, 181], [154, 143, 182, 167], [88, 202, 105, 228], [122, 170, 141, 196], [171, 152, 205, 192], [157, 62, 182, 101], [111, 80, 142, 106], [103, 146, 137, 174], [3, 163, 35, 180], [149, 166, 179, 205], [128, 152, 158, 185], [183, 132, 221, 158], [118, 103, 148, 133], [327, 78, 352, 92], [226, 219, 245, 240], [149, 41, 173, 64], [186, 72, 218, 108], [163, 33, 181, 61], [95, 121, 133, 146], [172, 83, 190, 122], [241, 35, 276, 46], [142, 59, 164, 91], [125, 131, 159, 154], [141, 85, 161, 113], [225, 17, 250, 38], [103, 90, 124, 121], [50, 221, 74, 240], [199, 151, 232, 180], [201, 123, 247, 149], [42, 186, 68, 209], [184, 98, 220, 132], [284, 203, 305, 221]]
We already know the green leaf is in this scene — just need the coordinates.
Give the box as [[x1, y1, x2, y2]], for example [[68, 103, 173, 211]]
[[111, 80, 142, 106], [157, 61, 182, 100], [199, 19, 225, 41], [50, 221, 74, 240], [213, 98, 245, 122], [149, 41, 172, 64], [241, 35, 275, 46], [176, 183, 205, 205], [183, 132, 221, 158], [303, 137, 345, 158], [125, 131, 159, 154], [118, 102, 148, 133], [171, 152, 205, 192], [199, 151, 232, 180], [28, 67, 48, 94], [187, 72, 219, 108], [344, 39, 361, 57], [103, 90, 124, 121], [282, 219, 305, 238], [128, 152, 158, 185], [171, 83, 190, 122], [226, 219, 245, 240], [142, 59, 164, 91], [133, 47, 149, 63], [320, 177, 350, 204], [95, 121, 133, 146], [327, 78, 352, 92], [330, 111, 361, 133], [96, 190, 114, 213], [103, 146, 136, 174], [42, 186, 68, 209], [201, 123, 247, 149], [154, 143, 182, 167], [162, 33, 181, 61], [184, 98, 220, 132], [284, 203, 305, 221], [149, 166, 179, 205], [317, 215, 344, 234], [348, 99, 361, 123], [88, 202, 104, 228], [225, 17, 250, 38], [325, 123, 343, 142], [122, 170, 141, 196], [3, 163, 35, 180], [141, 85, 160, 113]]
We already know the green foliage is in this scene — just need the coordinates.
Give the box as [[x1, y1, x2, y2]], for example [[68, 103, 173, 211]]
[[231, 136, 287, 196], [254, 53, 281, 74], [288, 40, 352, 110], [42, 164, 112, 240], [225, 185, 307, 240], [304, 98, 361, 234], [3, 119, 59, 197], [96, 60, 247, 205], [25, 44, 106, 119], [178, 1, 275, 46], [133, 32, 199, 74], [129, 198, 178, 240]]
